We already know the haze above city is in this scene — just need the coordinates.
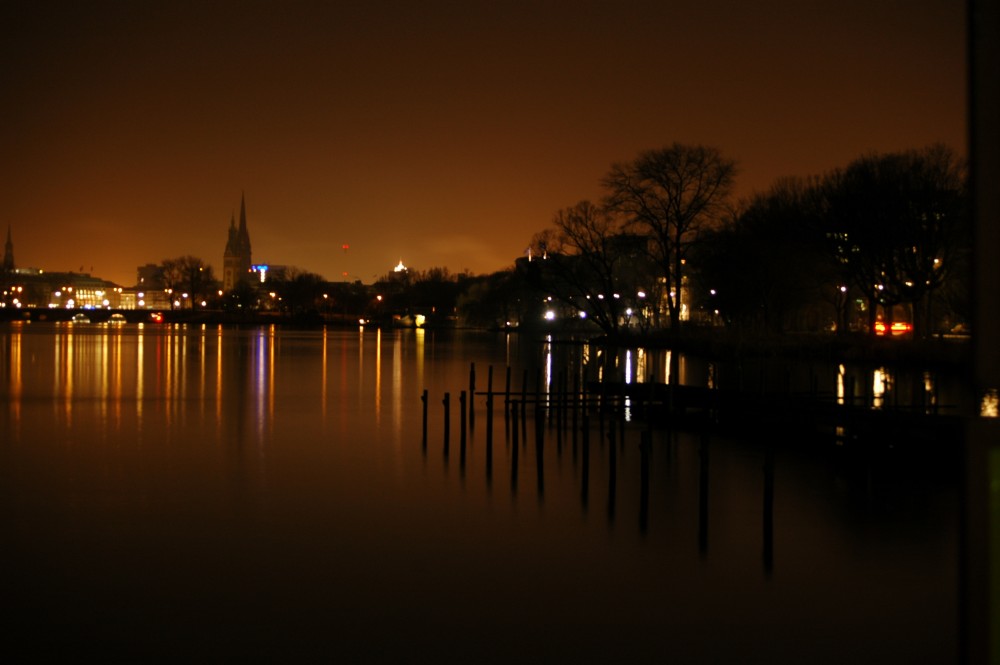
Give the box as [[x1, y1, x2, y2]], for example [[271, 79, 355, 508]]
[[1, 0, 966, 287]]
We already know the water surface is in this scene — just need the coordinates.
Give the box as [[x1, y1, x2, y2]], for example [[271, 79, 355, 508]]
[[0, 323, 959, 662]]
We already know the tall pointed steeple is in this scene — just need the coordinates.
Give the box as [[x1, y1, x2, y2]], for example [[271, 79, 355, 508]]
[[3, 225, 14, 272], [222, 195, 253, 292]]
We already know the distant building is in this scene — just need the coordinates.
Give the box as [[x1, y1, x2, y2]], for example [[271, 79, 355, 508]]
[[223, 194, 253, 291], [136, 263, 164, 289]]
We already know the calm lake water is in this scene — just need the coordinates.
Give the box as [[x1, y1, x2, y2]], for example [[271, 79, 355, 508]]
[[0, 322, 960, 663]]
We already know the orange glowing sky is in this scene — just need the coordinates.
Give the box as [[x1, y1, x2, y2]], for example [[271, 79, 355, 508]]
[[1, 0, 966, 287]]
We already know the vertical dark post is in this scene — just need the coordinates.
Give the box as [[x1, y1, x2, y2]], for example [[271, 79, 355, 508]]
[[557, 369, 565, 428], [469, 362, 476, 426], [763, 445, 775, 577], [459, 390, 467, 471], [967, 10, 1000, 662], [421, 389, 428, 452], [442, 392, 450, 457], [504, 365, 512, 413], [486, 365, 494, 445], [521, 369, 528, 421]]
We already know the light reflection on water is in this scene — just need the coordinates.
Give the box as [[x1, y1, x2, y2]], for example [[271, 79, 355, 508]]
[[0, 324, 960, 663]]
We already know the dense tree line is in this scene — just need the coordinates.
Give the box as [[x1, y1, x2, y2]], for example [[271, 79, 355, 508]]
[[510, 142, 969, 340], [140, 143, 968, 337]]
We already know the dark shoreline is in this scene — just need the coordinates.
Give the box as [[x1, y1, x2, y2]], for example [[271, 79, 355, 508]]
[[1, 306, 973, 371]]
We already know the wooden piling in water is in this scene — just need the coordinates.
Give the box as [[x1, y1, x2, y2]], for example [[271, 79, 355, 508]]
[[443, 392, 450, 456], [486, 365, 494, 441], [421, 389, 428, 450], [460, 390, 467, 465], [504, 366, 511, 412], [469, 363, 476, 425], [521, 369, 528, 420]]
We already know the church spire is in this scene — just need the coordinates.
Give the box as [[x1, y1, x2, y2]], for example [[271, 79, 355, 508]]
[[222, 194, 253, 292]]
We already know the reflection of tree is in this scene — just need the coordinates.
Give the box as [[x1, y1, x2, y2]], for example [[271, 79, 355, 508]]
[[604, 143, 737, 329]]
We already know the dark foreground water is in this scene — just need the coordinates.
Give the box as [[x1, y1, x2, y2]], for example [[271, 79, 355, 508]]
[[0, 323, 959, 663]]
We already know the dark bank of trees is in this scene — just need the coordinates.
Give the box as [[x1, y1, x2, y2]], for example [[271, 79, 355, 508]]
[[139, 143, 968, 339], [509, 142, 969, 340]]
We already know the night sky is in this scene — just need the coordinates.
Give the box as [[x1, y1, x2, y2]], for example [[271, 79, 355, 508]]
[[1, 0, 966, 287]]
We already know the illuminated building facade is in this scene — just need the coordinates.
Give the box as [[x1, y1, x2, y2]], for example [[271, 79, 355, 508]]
[[223, 194, 253, 291]]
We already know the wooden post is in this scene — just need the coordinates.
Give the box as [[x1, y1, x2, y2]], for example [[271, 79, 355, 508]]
[[504, 365, 511, 412], [421, 389, 428, 451], [460, 390, 467, 469], [469, 362, 476, 425], [486, 365, 494, 444], [442, 392, 450, 457]]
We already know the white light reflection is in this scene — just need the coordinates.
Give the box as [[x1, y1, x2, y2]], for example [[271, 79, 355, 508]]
[[392, 332, 403, 434], [321, 327, 328, 421], [980, 389, 999, 418], [375, 327, 382, 423], [923, 371, 936, 413], [872, 367, 890, 409], [544, 334, 553, 405], [8, 326, 21, 428], [416, 328, 425, 388]]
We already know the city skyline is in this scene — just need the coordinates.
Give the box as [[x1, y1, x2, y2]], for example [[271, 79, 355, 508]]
[[1, 0, 966, 286]]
